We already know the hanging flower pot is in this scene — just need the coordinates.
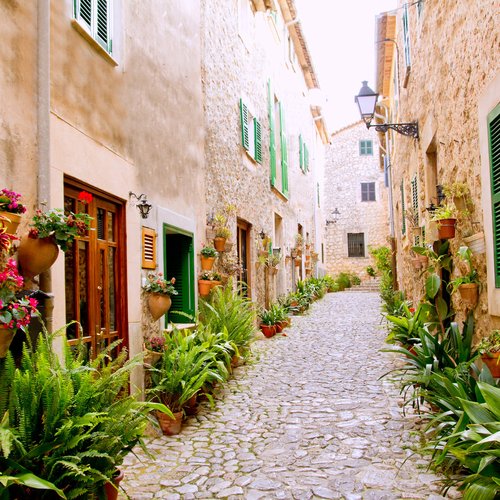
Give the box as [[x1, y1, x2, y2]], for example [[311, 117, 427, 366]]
[[198, 279, 212, 296], [210, 280, 222, 290], [147, 293, 172, 321], [437, 218, 456, 239], [200, 256, 216, 271], [156, 410, 183, 436], [143, 348, 162, 365], [17, 235, 59, 279], [0, 211, 22, 236], [463, 232, 485, 255], [214, 237, 226, 252], [104, 469, 125, 500], [458, 283, 479, 307], [481, 352, 500, 378], [0, 329, 16, 358]]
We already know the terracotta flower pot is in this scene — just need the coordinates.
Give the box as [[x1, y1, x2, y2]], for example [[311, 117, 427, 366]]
[[104, 469, 124, 500], [147, 293, 172, 321], [275, 322, 284, 333], [198, 279, 212, 296], [0, 211, 22, 236], [214, 237, 226, 252], [260, 324, 276, 338], [17, 235, 59, 279], [184, 394, 198, 416], [210, 280, 222, 290], [0, 329, 16, 358], [463, 232, 485, 255], [144, 348, 162, 365], [481, 352, 500, 378], [458, 283, 479, 308], [200, 255, 216, 271], [437, 218, 456, 239], [231, 355, 240, 368], [157, 410, 183, 436]]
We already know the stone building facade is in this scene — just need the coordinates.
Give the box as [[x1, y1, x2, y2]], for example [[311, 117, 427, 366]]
[[201, 0, 328, 305], [324, 122, 389, 278], [375, 1, 500, 336]]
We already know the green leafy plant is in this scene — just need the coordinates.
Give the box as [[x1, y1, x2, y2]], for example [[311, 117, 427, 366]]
[[200, 245, 218, 258], [259, 308, 276, 326], [430, 203, 458, 221], [476, 330, 500, 355], [448, 246, 480, 294], [143, 271, 178, 296], [366, 265, 376, 277], [28, 208, 92, 252]]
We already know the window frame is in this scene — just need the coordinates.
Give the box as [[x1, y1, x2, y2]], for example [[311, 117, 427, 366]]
[[73, 0, 113, 55], [359, 140, 373, 156], [239, 98, 262, 164], [347, 233, 365, 258], [361, 182, 376, 202]]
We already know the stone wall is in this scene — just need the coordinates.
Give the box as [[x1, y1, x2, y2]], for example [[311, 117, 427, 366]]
[[201, 0, 324, 305], [324, 122, 389, 280], [389, 0, 500, 336]]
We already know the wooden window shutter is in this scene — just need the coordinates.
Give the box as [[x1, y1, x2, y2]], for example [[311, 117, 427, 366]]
[[254, 118, 262, 163], [488, 105, 500, 287], [401, 180, 406, 235], [240, 98, 250, 151], [268, 80, 276, 187], [411, 175, 419, 225], [279, 102, 288, 196], [142, 227, 157, 269], [299, 134, 304, 171]]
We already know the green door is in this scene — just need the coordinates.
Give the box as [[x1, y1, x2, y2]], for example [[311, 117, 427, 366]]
[[164, 228, 195, 324]]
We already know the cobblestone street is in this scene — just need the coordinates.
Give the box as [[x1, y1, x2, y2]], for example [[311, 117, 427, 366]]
[[121, 292, 456, 499]]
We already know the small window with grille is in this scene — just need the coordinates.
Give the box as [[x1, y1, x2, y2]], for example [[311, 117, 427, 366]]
[[361, 182, 376, 202], [348, 233, 365, 258]]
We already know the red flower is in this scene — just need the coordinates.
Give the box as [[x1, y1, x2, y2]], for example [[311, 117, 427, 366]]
[[78, 191, 93, 204], [409, 307, 415, 314]]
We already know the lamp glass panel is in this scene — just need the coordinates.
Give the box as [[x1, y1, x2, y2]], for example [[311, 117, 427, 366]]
[[356, 94, 377, 118]]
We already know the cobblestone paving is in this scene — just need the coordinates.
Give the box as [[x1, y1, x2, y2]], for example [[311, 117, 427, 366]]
[[121, 292, 459, 499]]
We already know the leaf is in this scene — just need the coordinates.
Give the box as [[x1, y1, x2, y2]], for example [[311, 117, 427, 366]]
[[460, 398, 496, 424], [463, 479, 498, 500], [477, 382, 500, 420], [426, 273, 441, 299], [435, 296, 448, 320], [0, 473, 66, 497]]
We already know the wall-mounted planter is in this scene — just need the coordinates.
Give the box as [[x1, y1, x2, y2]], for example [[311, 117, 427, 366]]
[[437, 218, 456, 239], [463, 232, 485, 255], [147, 293, 172, 321], [214, 237, 226, 252], [0, 211, 22, 236], [200, 256, 216, 271], [458, 283, 479, 308], [17, 235, 59, 279]]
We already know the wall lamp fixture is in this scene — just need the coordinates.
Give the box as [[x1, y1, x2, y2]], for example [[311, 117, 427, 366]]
[[129, 192, 152, 219], [326, 208, 340, 225], [354, 81, 419, 139]]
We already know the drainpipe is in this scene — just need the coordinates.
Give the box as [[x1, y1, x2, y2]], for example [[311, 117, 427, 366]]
[[37, 0, 53, 332]]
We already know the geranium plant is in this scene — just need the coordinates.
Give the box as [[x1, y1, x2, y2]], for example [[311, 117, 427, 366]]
[[0, 189, 26, 214], [145, 334, 166, 353], [29, 208, 93, 252], [143, 272, 178, 296], [0, 259, 38, 332]]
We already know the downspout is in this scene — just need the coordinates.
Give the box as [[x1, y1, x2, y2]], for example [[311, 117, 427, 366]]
[[37, 0, 53, 331]]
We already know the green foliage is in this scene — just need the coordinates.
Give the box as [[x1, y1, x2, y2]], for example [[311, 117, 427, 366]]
[[0, 326, 166, 499], [448, 246, 480, 294], [349, 273, 361, 286], [335, 272, 351, 290], [366, 265, 376, 277], [476, 330, 500, 354], [200, 245, 218, 258]]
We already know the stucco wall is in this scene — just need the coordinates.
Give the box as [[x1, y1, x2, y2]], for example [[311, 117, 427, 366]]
[[390, 0, 500, 336], [324, 122, 389, 279], [201, 0, 324, 304]]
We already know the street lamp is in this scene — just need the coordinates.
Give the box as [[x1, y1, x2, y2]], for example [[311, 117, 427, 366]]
[[326, 208, 340, 225], [354, 81, 419, 139]]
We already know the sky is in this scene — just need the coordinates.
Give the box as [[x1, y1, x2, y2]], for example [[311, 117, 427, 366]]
[[295, 0, 397, 133]]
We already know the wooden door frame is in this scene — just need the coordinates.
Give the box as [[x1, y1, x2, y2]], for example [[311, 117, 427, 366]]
[[237, 218, 252, 297], [64, 176, 129, 352]]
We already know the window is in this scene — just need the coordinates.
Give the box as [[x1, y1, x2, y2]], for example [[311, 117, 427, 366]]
[[359, 140, 373, 156], [268, 80, 288, 197], [299, 135, 310, 173], [73, 0, 112, 54], [348, 233, 365, 258], [411, 175, 419, 225], [402, 3, 411, 69], [361, 182, 376, 202], [240, 99, 262, 163], [488, 105, 500, 287]]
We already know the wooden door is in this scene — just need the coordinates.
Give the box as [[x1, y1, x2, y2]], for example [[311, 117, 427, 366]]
[[237, 219, 251, 296], [64, 182, 127, 355]]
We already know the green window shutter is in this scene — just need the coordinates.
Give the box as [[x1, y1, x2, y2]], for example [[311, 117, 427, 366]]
[[402, 4, 411, 67], [239, 98, 250, 151], [254, 118, 262, 164], [488, 104, 500, 287], [401, 180, 406, 235], [279, 102, 288, 197], [268, 80, 276, 187], [411, 175, 419, 225], [304, 143, 309, 171], [299, 134, 304, 171]]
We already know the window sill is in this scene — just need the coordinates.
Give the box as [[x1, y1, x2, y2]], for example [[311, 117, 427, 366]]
[[271, 185, 288, 201], [71, 19, 118, 67]]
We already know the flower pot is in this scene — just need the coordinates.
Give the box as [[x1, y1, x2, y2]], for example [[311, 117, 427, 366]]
[[147, 293, 172, 321], [231, 355, 240, 368], [104, 469, 124, 500], [184, 394, 198, 416], [144, 348, 162, 365], [260, 324, 276, 338], [437, 218, 456, 239], [458, 283, 479, 308], [200, 255, 216, 271], [463, 232, 485, 255], [411, 257, 422, 270], [210, 280, 222, 290], [17, 235, 59, 279], [0, 329, 16, 358], [156, 410, 183, 436], [481, 353, 500, 378], [0, 211, 22, 236], [198, 279, 212, 296], [214, 237, 226, 252], [275, 321, 285, 333]]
